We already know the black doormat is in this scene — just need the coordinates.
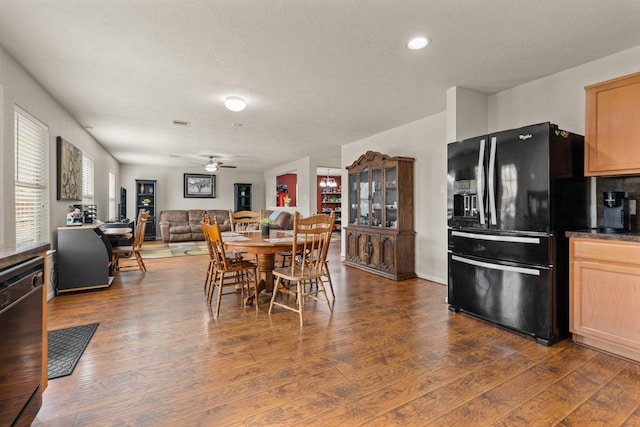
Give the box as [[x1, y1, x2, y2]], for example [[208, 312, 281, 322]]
[[48, 323, 99, 379]]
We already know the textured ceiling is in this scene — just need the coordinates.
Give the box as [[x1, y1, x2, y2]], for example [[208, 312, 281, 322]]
[[1, 1, 639, 171]]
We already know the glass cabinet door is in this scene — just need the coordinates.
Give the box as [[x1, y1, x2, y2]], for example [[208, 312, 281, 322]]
[[371, 166, 382, 227], [359, 167, 370, 225], [348, 173, 358, 225], [385, 166, 398, 228]]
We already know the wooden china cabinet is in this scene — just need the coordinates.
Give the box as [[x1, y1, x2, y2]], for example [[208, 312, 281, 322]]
[[344, 151, 416, 280]]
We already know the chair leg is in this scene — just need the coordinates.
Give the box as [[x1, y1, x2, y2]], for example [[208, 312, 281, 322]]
[[207, 270, 218, 305], [214, 273, 225, 318], [297, 281, 304, 327], [269, 277, 283, 314], [111, 253, 119, 272], [316, 280, 333, 314], [132, 251, 146, 272], [139, 253, 147, 272], [252, 268, 259, 312], [204, 261, 213, 294], [323, 261, 335, 301], [241, 271, 251, 307], [205, 266, 215, 301]]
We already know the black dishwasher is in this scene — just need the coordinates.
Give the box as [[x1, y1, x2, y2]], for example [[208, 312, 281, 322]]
[[0, 256, 44, 427]]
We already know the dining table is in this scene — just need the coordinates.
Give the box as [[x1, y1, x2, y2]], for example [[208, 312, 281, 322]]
[[223, 230, 297, 302]]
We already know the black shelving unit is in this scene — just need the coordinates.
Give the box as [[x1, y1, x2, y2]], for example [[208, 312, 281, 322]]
[[234, 183, 252, 212], [135, 179, 156, 240]]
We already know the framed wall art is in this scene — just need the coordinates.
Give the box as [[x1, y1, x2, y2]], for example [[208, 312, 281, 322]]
[[57, 136, 83, 200], [184, 173, 216, 198]]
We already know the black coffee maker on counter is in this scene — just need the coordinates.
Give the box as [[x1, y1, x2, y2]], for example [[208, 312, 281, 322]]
[[602, 191, 630, 232]]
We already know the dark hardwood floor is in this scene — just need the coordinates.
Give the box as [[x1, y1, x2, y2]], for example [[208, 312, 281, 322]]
[[35, 243, 640, 426]]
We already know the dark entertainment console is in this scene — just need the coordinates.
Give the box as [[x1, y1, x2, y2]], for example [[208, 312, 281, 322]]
[[57, 225, 113, 294]]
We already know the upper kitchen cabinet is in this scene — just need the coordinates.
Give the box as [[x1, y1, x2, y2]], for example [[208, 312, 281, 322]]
[[585, 71, 640, 176]]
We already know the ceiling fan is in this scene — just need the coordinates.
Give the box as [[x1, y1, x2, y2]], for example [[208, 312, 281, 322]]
[[199, 156, 237, 173], [171, 154, 237, 172]]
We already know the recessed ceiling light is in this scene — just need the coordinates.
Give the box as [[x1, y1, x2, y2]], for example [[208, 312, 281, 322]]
[[224, 96, 246, 112], [84, 125, 93, 130], [407, 37, 430, 50]]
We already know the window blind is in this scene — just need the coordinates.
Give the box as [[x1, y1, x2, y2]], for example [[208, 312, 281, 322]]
[[15, 106, 50, 244], [82, 153, 94, 204], [108, 171, 116, 220]]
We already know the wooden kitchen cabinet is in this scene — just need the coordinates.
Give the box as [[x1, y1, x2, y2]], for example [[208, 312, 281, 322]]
[[344, 151, 415, 280], [585, 71, 640, 176], [569, 237, 640, 362]]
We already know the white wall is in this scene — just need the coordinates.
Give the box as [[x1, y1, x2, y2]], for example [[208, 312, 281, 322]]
[[263, 156, 339, 218], [0, 47, 119, 247], [339, 44, 640, 285], [488, 45, 640, 134], [487, 45, 640, 227], [120, 163, 265, 237], [342, 112, 447, 284]]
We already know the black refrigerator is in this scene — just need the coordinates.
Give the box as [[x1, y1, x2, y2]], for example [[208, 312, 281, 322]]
[[447, 122, 590, 345]]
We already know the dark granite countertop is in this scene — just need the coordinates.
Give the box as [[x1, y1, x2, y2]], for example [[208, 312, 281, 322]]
[[0, 242, 51, 270], [565, 229, 640, 243]]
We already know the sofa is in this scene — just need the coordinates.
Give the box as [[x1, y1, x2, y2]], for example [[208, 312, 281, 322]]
[[262, 210, 294, 230], [159, 209, 231, 242]]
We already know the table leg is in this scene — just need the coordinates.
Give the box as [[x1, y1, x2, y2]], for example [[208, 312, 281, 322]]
[[256, 253, 276, 292], [244, 253, 276, 306]]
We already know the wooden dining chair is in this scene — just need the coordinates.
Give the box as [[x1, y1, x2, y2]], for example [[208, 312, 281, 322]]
[[202, 217, 259, 318], [229, 209, 262, 232], [269, 211, 335, 326], [111, 209, 149, 273], [201, 213, 244, 298]]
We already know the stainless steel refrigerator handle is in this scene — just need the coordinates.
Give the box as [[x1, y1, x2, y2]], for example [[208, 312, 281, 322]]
[[477, 138, 486, 225], [452, 254, 541, 276], [451, 230, 541, 244], [488, 136, 497, 225]]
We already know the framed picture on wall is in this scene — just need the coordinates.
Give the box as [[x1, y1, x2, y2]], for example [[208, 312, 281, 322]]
[[184, 173, 216, 198], [57, 136, 83, 200]]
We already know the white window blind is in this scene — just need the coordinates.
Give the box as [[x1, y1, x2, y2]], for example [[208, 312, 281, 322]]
[[82, 153, 94, 204], [15, 106, 50, 244], [108, 171, 116, 220]]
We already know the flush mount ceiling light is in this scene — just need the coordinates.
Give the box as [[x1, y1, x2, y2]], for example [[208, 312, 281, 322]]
[[224, 96, 246, 112], [407, 36, 430, 50]]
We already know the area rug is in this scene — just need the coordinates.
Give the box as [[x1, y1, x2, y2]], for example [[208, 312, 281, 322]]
[[48, 323, 99, 379], [135, 241, 209, 259]]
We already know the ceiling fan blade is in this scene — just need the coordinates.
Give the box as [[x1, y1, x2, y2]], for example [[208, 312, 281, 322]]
[[218, 165, 237, 168]]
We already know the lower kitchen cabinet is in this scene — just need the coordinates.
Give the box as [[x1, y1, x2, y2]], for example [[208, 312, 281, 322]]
[[569, 237, 640, 362], [344, 227, 415, 280]]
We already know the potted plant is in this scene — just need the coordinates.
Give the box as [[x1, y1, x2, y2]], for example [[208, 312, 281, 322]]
[[260, 218, 272, 235]]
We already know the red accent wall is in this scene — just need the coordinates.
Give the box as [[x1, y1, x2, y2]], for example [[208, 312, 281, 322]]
[[276, 174, 297, 206]]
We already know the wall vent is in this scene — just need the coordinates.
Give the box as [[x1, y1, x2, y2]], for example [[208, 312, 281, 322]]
[[172, 120, 191, 126]]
